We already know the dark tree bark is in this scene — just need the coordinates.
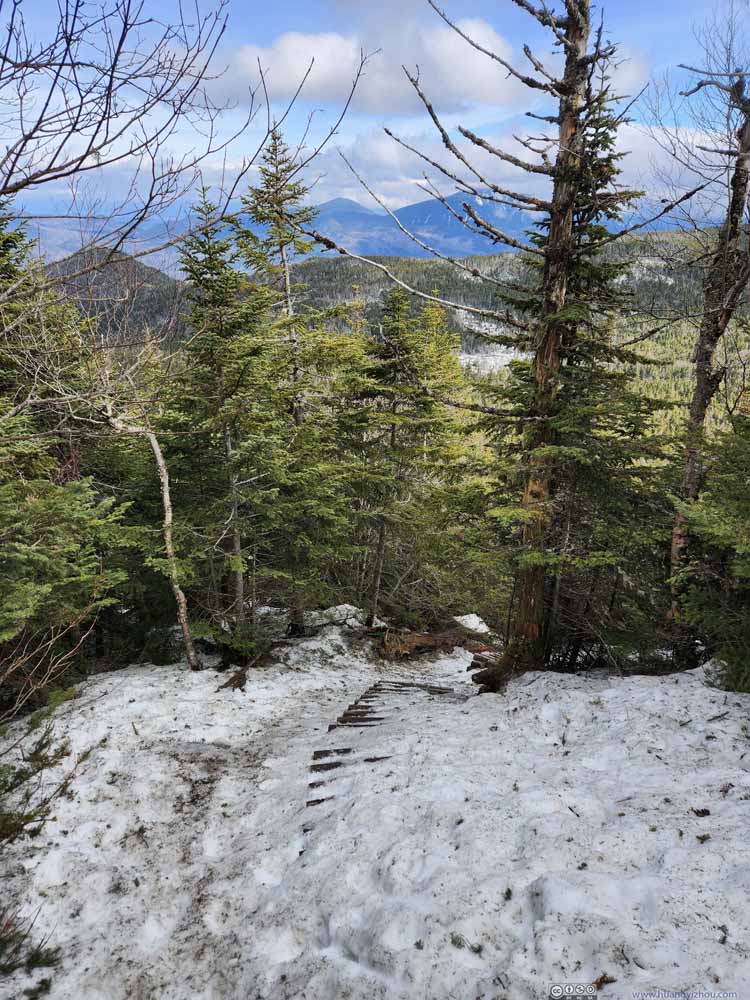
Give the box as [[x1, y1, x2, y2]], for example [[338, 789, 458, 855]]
[[506, 2, 591, 670], [306, 0, 691, 686], [367, 517, 387, 629], [223, 424, 246, 631]]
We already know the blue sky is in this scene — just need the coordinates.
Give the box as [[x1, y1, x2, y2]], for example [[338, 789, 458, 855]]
[[225, 0, 709, 64], [201, 0, 716, 206], [20, 0, 722, 215]]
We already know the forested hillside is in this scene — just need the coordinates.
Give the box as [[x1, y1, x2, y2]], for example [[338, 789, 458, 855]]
[[294, 236, 702, 318], [48, 249, 186, 345], [51, 238, 745, 443], [50, 234, 711, 354]]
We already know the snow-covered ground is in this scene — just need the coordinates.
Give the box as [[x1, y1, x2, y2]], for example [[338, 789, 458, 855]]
[[453, 612, 492, 634], [459, 349, 517, 373], [3, 609, 750, 1000]]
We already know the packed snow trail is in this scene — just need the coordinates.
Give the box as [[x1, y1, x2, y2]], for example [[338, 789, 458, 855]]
[[303, 679, 466, 833], [3, 613, 750, 1000]]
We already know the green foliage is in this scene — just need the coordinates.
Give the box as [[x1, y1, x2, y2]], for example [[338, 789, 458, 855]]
[[0, 109, 744, 703], [149, 132, 505, 645], [0, 208, 129, 712], [0, 720, 70, 847], [340, 287, 495, 625], [168, 137, 377, 653], [470, 79, 677, 670], [0, 479, 124, 645], [682, 413, 750, 690], [240, 126, 316, 266], [0, 906, 59, 978]]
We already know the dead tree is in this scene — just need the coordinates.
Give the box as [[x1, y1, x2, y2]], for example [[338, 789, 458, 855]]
[[661, 14, 750, 620], [308, 0, 693, 683], [498, 0, 594, 667], [106, 408, 204, 672]]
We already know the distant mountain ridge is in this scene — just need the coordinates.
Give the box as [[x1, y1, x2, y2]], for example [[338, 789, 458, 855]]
[[311, 193, 534, 259], [49, 232, 700, 357], [28, 190, 684, 269], [28, 192, 535, 266]]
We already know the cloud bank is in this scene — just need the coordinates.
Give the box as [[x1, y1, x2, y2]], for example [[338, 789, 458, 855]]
[[220, 18, 527, 116]]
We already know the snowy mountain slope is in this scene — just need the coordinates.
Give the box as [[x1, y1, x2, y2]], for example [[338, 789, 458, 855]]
[[3, 611, 749, 1000]]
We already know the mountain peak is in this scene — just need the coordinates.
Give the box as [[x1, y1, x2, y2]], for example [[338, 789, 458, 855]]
[[316, 197, 380, 215]]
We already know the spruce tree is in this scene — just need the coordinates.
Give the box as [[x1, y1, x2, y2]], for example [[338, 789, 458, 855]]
[[682, 405, 750, 690], [236, 128, 357, 635], [0, 205, 126, 702], [172, 140, 371, 648], [172, 192, 285, 658], [475, 70, 669, 679], [350, 288, 467, 626], [241, 126, 316, 431]]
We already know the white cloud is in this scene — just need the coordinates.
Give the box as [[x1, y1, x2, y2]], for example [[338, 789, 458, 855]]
[[611, 47, 650, 98], [304, 116, 683, 212], [219, 18, 527, 117], [304, 121, 554, 209]]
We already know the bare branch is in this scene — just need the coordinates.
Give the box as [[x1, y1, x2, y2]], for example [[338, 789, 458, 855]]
[[426, 0, 562, 93], [458, 126, 555, 176]]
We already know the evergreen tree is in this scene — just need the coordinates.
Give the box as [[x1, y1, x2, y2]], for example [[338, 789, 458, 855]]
[[682, 406, 750, 690], [235, 128, 362, 635], [241, 126, 316, 431], [348, 289, 470, 626], [0, 206, 126, 710], [476, 70, 670, 678], [171, 141, 373, 651], [172, 193, 286, 658]]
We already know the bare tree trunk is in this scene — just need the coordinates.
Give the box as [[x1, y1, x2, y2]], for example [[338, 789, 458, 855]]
[[507, 4, 591, 672], [355, 548, 368, 605], [670, 110, 750, 617], [108, 412, 202, 671], [281, 243, 294, 318], [280, 242, 303, 428], [249, 548, 257, 631], [145, 431, 203, 671], [223, 424, 245, 630], [367, 410, 399, 628], [280, 238, 306, 637], [367, 517, 387, 628], [286, 591, 307, 636]]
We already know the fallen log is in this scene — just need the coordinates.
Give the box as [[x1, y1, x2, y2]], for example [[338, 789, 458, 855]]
[[467, 650, 503, 672], [375, 627, 497, 662]]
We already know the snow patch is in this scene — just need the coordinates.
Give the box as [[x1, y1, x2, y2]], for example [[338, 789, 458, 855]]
[[453, 613, 491, 634], [3, 621, 750, 999]]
